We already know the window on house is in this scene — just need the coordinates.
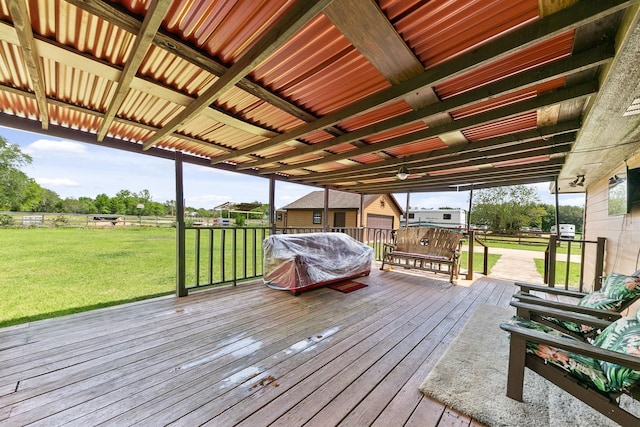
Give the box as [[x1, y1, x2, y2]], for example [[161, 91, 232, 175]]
[[443, 213, 452, 220], [276, 213, 283, 221], [313, 211, 322, 224]]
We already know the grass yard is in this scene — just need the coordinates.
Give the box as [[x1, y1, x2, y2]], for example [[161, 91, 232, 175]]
[[459, 251, 501, 275], [0, 228, 177, 327], [533, 258, 582, 288]]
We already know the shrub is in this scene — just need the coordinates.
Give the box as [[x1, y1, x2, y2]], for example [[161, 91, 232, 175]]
[[0, 214, 15, 228]]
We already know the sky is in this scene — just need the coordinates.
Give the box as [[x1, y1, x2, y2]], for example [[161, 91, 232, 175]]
[[1, 125, 585, 210]]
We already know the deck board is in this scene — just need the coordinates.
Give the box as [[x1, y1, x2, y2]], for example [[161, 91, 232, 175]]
[[0, 269, 514, 426]]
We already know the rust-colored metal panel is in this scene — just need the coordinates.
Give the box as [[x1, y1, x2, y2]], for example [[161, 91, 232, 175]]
[[381, 0, 539, 68], [252, 14, 390, 116], [436, 31, 575, 98], [337, 99, 413, 132], [451, 78, 566, 119], [428, 166, 480, 176], [384, 137, 448, 157], [493, 155, 551, 167], [463, 111, 538, 141]]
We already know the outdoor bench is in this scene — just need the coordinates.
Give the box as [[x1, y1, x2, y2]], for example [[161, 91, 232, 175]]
[[381, 227, 463, 284]]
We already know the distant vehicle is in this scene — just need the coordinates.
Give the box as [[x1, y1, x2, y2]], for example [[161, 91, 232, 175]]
[[550, 224, 575, 239], [401, 209, 466, 231]]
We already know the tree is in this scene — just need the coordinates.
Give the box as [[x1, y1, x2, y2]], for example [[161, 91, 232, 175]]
[[0, 135, 34, 210], [471, 185, 544, 231]]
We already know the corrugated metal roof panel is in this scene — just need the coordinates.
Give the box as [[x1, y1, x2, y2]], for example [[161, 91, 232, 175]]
[[451, 77, 566, 119], [436, 31, 575, 98], [338, 99, 413, 132], [382, 0, 539, 68], [428, 166, 480, 176], [160, 0, 296, 64], [462, 111, 538, 141], [493, 155, 551, 167], [252, 14, 390, 116], [384, 137, 448, 157]]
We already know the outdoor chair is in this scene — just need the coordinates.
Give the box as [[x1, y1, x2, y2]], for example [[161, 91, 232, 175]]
[[500, 313, 640, 426], [512, 272, 640, 339]]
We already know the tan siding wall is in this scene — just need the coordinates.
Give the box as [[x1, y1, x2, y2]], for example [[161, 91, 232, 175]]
[[363, 195, 402, 228], [280, 209, 359, 227], [583, 156, 640, 293]]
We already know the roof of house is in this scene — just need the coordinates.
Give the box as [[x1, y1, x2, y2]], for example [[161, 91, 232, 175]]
[[279, 190, 402, 212], [1, 1, 639, 195]]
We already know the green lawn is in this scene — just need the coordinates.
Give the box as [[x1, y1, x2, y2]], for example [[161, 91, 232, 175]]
[[459, 251, 501, 275], [0, 228, 178, 327], [533, 258, 582, 287]]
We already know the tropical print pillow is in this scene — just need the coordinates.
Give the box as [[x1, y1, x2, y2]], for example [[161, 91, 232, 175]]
[[508, 316, 610, 391], [592, 317, 640, 392], [601, 273, 640, 304]]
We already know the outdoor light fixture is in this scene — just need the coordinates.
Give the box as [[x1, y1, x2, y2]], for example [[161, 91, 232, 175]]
[[569, 175, 585, 187], [396, 164, 409, 180]]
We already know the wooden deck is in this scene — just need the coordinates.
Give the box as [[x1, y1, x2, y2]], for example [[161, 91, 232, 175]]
[[0, 269, 517, 426]]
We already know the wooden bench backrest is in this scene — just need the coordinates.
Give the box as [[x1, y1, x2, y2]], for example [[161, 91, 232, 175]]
[[394, 227, 463, 259]]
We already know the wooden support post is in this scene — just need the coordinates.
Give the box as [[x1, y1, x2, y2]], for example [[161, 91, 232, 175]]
[[175, 151, 187, 297], [323, 187, 329, 232], [594, 237, 606, 291], [548, 234, 557, 288], [466, 229, 474, 280], [269, 175, 276, 236]]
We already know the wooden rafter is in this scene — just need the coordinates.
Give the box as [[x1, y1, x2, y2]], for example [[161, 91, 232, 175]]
[[244, 44, 612, 172], [210, 0, 633, 165], [300, 134, 575, 185], [0, 83, 235, 154], [289, 122, 580, 183], [7, 0, 48, 129], [264, 82, 596, 172], [97, 0, 171, 141], [64, 0, 359, 154], [142, 0, 335, 150]]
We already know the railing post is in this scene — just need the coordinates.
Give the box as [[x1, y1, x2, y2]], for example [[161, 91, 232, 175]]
[[175, 151, 187, 297], [466, 230, 474, 280], [547, 234, 557, 288], [594, 237, 606, 291]]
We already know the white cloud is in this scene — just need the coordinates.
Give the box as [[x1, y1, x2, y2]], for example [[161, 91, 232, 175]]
[[35, 177, 80, 187], [24, 139, 87, 156]]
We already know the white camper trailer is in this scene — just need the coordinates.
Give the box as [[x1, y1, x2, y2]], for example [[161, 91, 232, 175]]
[[402, 209, 466, 230], [550, 223, 576, 239]]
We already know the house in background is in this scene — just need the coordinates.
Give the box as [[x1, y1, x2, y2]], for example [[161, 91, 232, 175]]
[[275, 190, 403, 230]]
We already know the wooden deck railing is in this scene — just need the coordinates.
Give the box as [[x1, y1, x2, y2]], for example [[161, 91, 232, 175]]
[[183, 226, 395, 292], [544, 234, 606, 292]]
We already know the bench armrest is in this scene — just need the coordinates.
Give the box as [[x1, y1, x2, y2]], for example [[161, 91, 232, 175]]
[[514, 282, 587, 299], [510, 300, 614, 330], [513, 292, 622, 321]]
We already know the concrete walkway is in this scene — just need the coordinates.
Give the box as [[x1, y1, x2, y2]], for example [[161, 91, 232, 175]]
[[461, 246, 582, 285]]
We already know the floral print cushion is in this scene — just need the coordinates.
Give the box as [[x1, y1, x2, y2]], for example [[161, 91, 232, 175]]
[[591, 317, 640, 392], [578, 291, 623, 311], [601, 273, 640, 303], [541, 291, 620, 337], [508, 316, 610, 391]]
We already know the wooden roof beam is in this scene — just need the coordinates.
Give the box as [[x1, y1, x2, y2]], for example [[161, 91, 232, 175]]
[[339, 171, 563, 194], [269, 81, 596, 172], [7, 0, 48, 129], [337, 160, 565, 192], [97, 0, 171, 141], [142, 0, 334, 150], [288, 122, 580, 182], [210, 0, 634, 165], [246, 44, 612, 172], [303, 134, 574, 185]]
